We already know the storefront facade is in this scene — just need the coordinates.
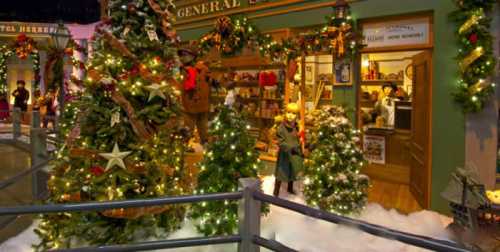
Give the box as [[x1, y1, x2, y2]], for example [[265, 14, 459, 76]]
[[0, 21, 94, 106], [174, 0, 490, 213]]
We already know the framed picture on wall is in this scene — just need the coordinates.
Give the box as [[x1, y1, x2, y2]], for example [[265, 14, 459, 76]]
[[305, 65, 313, 82], [333, 60, 353, 86]]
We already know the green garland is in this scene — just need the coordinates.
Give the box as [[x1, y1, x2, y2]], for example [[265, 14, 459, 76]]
[[199, 2, 363, 61], [451, 0, 497, 113]]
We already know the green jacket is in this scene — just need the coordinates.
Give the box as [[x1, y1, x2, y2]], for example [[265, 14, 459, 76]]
[[275, 121, 303, 182]]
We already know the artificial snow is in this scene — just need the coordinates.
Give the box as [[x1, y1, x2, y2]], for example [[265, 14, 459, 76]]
[[0, 176, 453, 252]]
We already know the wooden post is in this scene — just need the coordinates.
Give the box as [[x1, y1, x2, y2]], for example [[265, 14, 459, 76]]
[[284, 60, 291, 105], [299, 54, 307, 151], [30, 128, 48, 200], [238, 178, 261, 252], [12, 107, 21, 140], [31, 111, 40, 129], [100, 0, 110, 21]]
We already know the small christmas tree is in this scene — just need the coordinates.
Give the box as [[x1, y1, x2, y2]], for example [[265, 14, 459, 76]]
[[190, 106, 263, 236], [303, 106, 369, 215], [34, 0, 192, 250]]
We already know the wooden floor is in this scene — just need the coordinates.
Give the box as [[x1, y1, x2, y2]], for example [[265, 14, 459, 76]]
[[367, 179, 422, 214]]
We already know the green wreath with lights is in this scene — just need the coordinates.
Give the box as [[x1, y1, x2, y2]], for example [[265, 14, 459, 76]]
[[451, 0, 497, 113], [0, 34, 41, 93]]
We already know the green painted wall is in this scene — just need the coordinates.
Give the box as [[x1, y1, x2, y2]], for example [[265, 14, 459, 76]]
[[178, 0, 465, 213]]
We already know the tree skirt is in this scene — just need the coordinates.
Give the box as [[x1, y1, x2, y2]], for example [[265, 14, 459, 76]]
[[0, 176, 453, 252]]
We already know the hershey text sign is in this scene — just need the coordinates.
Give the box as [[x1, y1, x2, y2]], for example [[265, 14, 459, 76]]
[[0, 22, 57, 36]]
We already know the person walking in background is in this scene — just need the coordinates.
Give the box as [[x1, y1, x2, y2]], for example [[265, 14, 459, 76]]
[[42, 89, 56, 129], [0, 92, 9, 121], [12, 80, 29, 112], [12, 80, 30, 123], [32, 90, 42, 111]]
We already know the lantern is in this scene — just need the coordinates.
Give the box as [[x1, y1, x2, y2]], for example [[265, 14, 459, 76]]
[[50, 22, 71, 51]]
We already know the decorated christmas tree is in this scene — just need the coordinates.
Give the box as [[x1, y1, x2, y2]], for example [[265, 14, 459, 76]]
[[190, 105, 263, 236], [34, 0, 192, 250], [303, 106, 369, 215]]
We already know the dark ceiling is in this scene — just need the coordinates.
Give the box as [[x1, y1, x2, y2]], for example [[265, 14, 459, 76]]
[[0, 0, 100, 24]]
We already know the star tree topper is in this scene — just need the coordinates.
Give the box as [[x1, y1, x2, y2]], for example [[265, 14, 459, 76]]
[[144, 83, 166, 101], [99, 143, 132, 171]]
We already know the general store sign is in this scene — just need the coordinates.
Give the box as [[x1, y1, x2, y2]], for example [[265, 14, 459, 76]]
[[174, 0, 308, 23], [0, 22, 56, 36], [362, 17, 431, 49], [177, 0, 242, 19]]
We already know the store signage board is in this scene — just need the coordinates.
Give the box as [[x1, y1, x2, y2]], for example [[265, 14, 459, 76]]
[[0, 22, 56, 37], [174, 0, 315, 28], [362, 17, 431, 49], [176, 0, 244, 19]]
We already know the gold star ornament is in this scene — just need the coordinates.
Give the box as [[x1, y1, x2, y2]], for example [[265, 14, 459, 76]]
[[144, 83, 166, 101], [99, 143, 132, 171]]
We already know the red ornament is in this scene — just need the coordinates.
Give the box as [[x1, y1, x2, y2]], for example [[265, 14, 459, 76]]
[[127, 3, 137, 14], [79, 62, 86, 70], [469, 33, 478, 44], [17, 33, 27, 42], [64, 47, 74, 56], [90, 166, 105, 176], [130, 65, 140, 76]]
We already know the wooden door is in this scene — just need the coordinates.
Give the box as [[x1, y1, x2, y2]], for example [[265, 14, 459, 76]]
[[410, 51, 432, 208]]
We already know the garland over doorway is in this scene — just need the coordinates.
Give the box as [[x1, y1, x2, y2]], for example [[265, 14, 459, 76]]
[[198, 0, 363, 61], [0, 34, 41, 93]]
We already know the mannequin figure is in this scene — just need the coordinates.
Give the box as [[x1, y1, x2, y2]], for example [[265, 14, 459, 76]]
[[179, 45, 210, 144], [274, 103, 304, 196], [375, 83, 399, 127]]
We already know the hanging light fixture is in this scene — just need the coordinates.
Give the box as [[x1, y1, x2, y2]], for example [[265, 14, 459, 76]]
[[50, 21, 71, 51]]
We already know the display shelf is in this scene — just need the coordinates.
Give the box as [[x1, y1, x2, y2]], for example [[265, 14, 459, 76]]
[[239, 97, 260, 101], [211, 63, 286, 71], [208, 52, 287, 139], [210, 96, 225, 99], [361, 80, 404, 86], [234, 81, 259, 87], [261, 97, 283, 101]]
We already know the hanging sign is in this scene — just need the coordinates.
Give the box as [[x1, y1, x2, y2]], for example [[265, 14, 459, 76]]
[[0, 22, 57, 36], [362, 17, 431, 49]]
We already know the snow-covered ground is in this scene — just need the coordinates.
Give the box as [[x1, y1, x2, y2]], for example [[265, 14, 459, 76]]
[[0, 176, 454, 252]]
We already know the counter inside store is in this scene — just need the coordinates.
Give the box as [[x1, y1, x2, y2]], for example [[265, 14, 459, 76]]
[[361, 99, 412, 183]]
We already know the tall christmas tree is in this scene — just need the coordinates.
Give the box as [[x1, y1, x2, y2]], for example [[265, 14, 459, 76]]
[[34, 0, 192, 250], [190, 106, 263, 236], [303, 106, 369, 215]]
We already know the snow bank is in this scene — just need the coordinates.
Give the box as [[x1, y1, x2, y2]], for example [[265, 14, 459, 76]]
[[0, 176, 453, 252]]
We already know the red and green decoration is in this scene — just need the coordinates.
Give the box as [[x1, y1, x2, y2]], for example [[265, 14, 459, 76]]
[[199, 0, 363, 61], [66, 39, 88, 71], [451, 0, 497, 113], [199, 16, 260, 57], [0, 34, 41, 93]]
